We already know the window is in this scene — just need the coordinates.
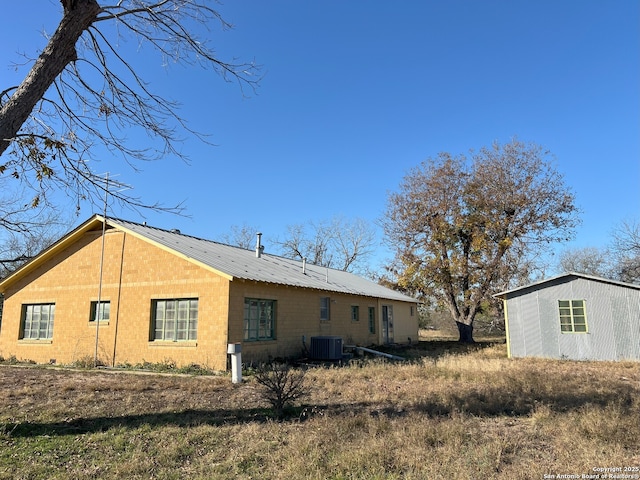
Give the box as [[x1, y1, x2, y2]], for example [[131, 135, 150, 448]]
[[320, 297, 330, 321], [351, 305, 360, 321], [21, 303, 55, 340], [244, 298, 276, 341], [152, 299, 198, 341], [368, 307, 376, 334], [558, 300, 588, 333], [90, 301, 110, 322]]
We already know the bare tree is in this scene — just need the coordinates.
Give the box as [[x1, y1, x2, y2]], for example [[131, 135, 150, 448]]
[[383, 139, 579, 342], [0, 211, 71, 279], [218, 223, 260, 250], [557, 246, 613, 278], [610, 219, 640, 284], [279, 222, 333, 268], [0, 0, 258, 219], [276, 216, 376, 273]]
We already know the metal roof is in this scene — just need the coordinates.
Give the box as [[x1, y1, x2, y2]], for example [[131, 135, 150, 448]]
[[493, 271, 640, 299], [102, 217, 417, 303]]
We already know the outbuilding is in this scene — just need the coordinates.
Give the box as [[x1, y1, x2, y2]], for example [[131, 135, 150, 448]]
[[0, 215, 418, 370], [494, 272, 640, 361]]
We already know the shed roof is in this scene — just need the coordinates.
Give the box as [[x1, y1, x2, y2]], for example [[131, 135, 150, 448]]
[[494, 271, 640, 299], [0, 215, 417, 303]]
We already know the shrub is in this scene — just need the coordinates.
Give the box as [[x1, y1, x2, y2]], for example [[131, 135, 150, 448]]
[[254, 362, 310, 418]]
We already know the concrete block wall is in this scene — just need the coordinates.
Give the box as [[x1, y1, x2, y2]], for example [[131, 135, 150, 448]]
[[0, 223, 418, 371], [229, 281, 418, 364], [0, 227, 231, 370]]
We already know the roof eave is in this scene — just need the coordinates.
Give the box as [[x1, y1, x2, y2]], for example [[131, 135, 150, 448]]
[[494, 271, 640, 299]]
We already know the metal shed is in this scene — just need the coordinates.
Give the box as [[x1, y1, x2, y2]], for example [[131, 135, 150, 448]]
[[494, 272, 640, 361]]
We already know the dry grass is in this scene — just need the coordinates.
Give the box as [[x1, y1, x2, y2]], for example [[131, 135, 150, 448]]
[[0, 339, 638, 479]]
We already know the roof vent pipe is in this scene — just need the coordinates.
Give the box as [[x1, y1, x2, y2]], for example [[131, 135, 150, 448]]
[[302, 257, 307, 274], [255, 232, 263, 258]]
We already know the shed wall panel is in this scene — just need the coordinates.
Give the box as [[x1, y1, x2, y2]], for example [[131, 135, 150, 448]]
[[506, 297, 526, 358], [521, 293, 542, 357], [612, 297, 632, 359], [539, 298, 559, 358]]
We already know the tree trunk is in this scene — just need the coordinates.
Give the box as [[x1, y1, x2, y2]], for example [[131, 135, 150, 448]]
[[0, 0, 100, 156], [456, 321, 475, 343]]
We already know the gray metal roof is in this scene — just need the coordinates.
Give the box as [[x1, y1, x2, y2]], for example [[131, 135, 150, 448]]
[[494, 271, 640, 299], [107, 217, 417, 303]]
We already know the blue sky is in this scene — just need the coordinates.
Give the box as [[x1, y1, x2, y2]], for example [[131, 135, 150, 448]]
[[2, 1, 639, 273]]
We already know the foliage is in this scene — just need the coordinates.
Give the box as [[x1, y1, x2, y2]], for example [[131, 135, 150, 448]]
[[253, 362, 309, 418], [383, 139, 579, 342], [0, 0, 259, 224], [114, 359, 214, 375]]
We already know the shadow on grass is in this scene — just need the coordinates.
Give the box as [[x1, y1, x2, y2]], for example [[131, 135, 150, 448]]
[[4, 377, 636, 438], [376, 339, 505, 360], [414, 381, 638, 418], [3, 407, 275, 438]]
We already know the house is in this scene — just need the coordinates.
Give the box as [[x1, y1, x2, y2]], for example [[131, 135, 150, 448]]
[[0, 215, 418, 370], [494, 272, 640, 361]]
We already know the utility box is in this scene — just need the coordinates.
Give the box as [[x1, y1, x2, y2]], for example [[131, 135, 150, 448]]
[[227, 343, 242, 354], [309, 336, 343, 360]]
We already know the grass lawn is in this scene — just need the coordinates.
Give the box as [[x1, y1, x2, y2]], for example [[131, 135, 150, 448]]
[[0, 338, 638, 479]]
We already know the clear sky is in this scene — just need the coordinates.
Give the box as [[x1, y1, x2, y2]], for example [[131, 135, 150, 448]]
[[2, 1, 639, 273]]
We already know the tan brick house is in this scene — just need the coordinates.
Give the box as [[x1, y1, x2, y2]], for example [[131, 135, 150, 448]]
[[0, 216, 418, 370]]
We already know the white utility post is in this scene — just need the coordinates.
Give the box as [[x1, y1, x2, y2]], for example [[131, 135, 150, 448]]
[[227, 343, 242, 383]]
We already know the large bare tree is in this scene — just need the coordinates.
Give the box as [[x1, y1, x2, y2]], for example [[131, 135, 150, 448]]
[[276, 217, 376, 273], [0, 0, 258, 217], [383, 139, 579, 342], [610, 219, 640, 284], [557, 246, 613, 278]]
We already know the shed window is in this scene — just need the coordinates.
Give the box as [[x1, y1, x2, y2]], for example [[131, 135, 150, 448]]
[[558, 300, 588, 333], [351, 305, 360, 322], [244, 298, 276, 341], [152, 299, 198, 341], [21, 303, 55, 340]]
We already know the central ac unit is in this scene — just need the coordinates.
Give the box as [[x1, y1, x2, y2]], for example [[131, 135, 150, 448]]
[[309, 336, 343, 360]]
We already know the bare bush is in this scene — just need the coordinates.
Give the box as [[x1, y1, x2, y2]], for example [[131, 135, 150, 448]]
[[254, 362, 309, 418]]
